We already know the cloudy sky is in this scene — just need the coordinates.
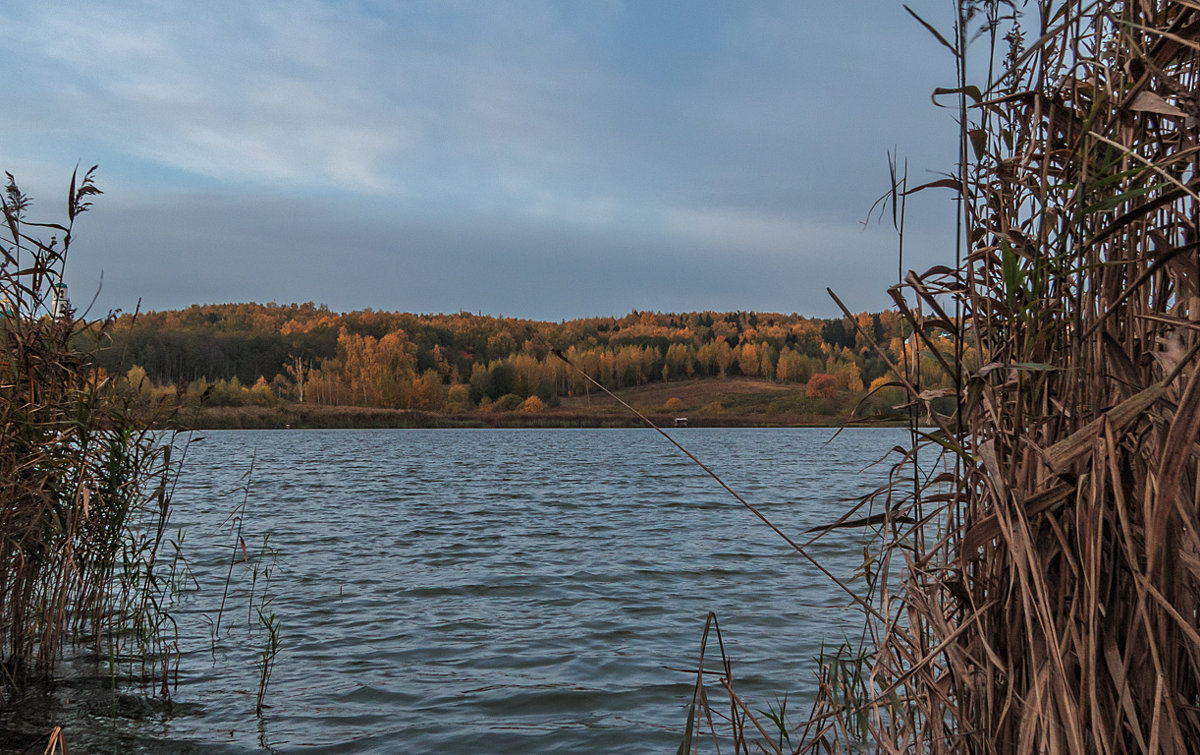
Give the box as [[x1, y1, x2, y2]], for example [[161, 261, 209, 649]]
[[2, 1, 963, 320]]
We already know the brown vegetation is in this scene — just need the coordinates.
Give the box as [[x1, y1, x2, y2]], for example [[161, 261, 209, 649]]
[[174, 378, 872, 428], [822, 2, 1200, 752], [686, 1, 1200, 752], [0, 170, 177, 693]]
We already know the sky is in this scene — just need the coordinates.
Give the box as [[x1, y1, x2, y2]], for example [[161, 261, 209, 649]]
[[1, 0, 964, 321]]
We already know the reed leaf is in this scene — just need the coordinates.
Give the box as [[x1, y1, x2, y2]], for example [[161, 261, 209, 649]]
[[696, 2, 1200, 751]]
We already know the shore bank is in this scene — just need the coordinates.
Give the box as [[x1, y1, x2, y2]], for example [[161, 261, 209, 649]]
[[163, 403, 874, 429], [159, 377, 903, 429]]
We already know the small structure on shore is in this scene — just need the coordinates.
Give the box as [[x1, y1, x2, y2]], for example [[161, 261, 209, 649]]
[[50, 283, 68, 319], [674, 417, 688, 427]]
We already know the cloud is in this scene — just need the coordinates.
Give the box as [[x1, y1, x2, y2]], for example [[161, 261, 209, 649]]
[[5, 0, 964, 319], [662, 207, 840, 258], [3, 1, 955, 200], [1, 1, 634, 197], [60, 188, 944, 322], [3, 2, 417, 190]]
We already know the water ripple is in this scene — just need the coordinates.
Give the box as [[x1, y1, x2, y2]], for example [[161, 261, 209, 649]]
[[3, 427, 911, 754]]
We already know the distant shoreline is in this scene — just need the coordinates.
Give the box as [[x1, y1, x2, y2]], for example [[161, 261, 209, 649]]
[[162, 403, 893, 430], [153, 377, 915, 430]]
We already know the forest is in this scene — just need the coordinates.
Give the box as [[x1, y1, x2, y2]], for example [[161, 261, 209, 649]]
[[92, 302, 964, 416]]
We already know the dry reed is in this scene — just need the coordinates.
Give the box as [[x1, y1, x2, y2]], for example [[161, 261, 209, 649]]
[[0, 169, 179, 697], [685, 1, 1200, 752]]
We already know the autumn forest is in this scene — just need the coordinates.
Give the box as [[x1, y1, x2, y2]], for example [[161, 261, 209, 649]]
[[93, 302, 965, 425]]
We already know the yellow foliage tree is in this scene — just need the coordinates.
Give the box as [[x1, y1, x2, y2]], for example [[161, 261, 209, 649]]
[[446, 384, 470, 412], [124, 365, 151, 400], [411, 369, 444, 411], [522, 395, 545, 413], [249, 376, 275, 406]]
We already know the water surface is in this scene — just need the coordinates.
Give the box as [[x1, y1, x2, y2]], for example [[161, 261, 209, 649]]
[[3, 427, 909, 753]]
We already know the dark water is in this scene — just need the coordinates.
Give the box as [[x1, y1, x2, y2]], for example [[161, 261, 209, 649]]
[[3, 427, 911, 754]]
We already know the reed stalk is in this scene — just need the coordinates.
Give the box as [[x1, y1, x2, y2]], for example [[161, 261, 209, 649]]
[[685, 1, 1200, 751], [0, 169, 179, 696], [803, 2, 1200, 751]]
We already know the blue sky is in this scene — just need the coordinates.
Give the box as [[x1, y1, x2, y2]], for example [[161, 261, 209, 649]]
[[2, 0, 962, 320]]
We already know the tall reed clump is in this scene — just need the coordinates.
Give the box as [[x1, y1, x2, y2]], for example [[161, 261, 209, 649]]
[[683, 2, 1200, 752], [787, 2, 1200, 752], [0, 169, 179, 696]]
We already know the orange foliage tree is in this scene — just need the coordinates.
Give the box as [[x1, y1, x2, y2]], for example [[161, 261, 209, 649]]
[[805, 373, 838, 399]]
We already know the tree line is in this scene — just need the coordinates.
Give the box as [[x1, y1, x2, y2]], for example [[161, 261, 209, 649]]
[[94, 302, 965, 411]]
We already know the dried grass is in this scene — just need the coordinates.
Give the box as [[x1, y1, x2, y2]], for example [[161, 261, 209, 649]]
[[0, 169, 178, 696], [688, 1, 1200, 752]]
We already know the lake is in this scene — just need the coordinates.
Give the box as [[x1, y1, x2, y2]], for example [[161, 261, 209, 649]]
[[1, 427, 912, 754]]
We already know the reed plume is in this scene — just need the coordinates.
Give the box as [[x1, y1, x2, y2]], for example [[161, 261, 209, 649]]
[[0, 168, 178, 695]]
